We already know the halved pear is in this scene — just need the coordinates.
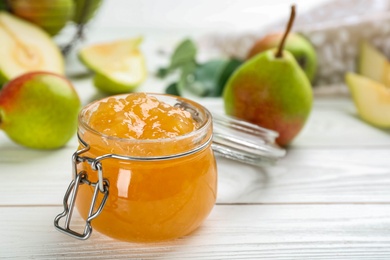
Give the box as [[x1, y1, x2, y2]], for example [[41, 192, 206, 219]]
[[78, 37, 147, 94], [0, 12, 64, 85], [358, 41, 390, 86], [346, 72, 390, 128], [0, 11, 64, 84]]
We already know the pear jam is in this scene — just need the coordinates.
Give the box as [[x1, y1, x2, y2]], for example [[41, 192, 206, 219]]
[[89, 93, 197, 140], [75, 93, 217, 242]]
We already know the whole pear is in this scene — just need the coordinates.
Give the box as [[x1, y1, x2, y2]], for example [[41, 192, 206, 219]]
[[72, 0, 103, 24], [247, 32, 317, 82], [0, 71, 81, 149], [9, 0, 74, 36], [223, 5, 312, 146]]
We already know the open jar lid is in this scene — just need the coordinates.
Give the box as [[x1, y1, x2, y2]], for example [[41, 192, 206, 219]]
[[211, 113, 286, 166]]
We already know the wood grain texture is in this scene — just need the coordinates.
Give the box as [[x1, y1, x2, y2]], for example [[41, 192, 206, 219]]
[[217, 147, 390, 203], [1, 145, 390, 205], [1, 79, 390, 258], [1, 98, 390, 206], [1, 205, 390, 259]]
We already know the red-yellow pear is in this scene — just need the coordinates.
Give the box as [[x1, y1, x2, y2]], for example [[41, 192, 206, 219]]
[[0, 72, 81, 149], [223, 5, 313, 146], [247, 32, 317, 82], [8, 0, 74, 36]]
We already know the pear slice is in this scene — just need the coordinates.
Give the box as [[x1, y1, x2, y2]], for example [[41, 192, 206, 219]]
[[0, 12, 64, 85], [78, 37, 147, 94], [358, 41, 390, 86], [346, 72, 390, 128]]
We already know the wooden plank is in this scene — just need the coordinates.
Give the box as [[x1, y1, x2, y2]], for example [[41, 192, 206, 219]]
[[1, 205, 390, 259], [199, 97, 390, 148], [216, 147, 390, 203], [1, 144, 390, 205], [1, 98, 389, 205]]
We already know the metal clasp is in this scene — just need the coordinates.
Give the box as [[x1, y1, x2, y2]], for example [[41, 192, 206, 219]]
[[54, 135, 109, 240], [54, 171, 109, 240]]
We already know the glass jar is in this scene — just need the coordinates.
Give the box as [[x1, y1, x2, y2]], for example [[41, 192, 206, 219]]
[[55, 93, 217, 242], [54, 93, 287, 242]]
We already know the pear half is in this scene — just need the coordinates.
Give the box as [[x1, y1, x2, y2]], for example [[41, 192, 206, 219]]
[[0, 12, 64, 85], [358, 41, 390, 86], [79, 37, 147, 94], [346, 72, 390, 128]]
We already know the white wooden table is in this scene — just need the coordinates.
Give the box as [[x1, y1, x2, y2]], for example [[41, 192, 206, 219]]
[[2, 2, 390, 258], [2, 75, 390, 259]]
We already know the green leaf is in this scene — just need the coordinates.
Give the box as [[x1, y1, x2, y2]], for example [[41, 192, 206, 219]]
[[191, 60, 227, 97], [157, 37, 242, 98], [217, 59, 242, 96], [184, 58, 242, 97], [169, 39, 197, 70], [156, 67, 170, 78], [157, 39, 197, 79], [177, 61, 199, 96], [165, 82, 181, 96]]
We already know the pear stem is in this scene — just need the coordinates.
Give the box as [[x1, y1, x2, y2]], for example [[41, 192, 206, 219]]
[[0, 108, 3, 130], [275, 5, 296, 58], [3, 0, 11, 11]]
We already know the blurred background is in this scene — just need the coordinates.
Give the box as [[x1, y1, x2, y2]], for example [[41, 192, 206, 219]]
[[72, 0, 390, 87], [92, 0, 328, 32]]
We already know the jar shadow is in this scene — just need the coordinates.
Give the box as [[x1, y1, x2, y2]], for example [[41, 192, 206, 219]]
[[216, 156, 270, 204]]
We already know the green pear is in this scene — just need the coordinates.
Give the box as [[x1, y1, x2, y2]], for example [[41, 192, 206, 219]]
[[346, 72, 390, 128], [247, 32, 317, 83], [78, 37, 147, 94], [358, 41, 390, 86], [223, 5, 313, 146], [0, 71, 81, 149], [8, 0, 74, 36], [92, 71, 145, 94], [72, 0, 103, 24], [0, 11, 64, 85]]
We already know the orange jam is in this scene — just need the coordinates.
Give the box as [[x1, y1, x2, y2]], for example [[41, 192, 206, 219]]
[[75, 93, 217, 242]]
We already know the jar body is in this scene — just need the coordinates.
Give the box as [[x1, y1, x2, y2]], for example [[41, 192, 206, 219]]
[[74, 94, 217, 242], [75, 145, 217, 242]]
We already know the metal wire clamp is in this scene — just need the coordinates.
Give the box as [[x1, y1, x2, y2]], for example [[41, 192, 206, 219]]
[[54, 135, 110, 240]]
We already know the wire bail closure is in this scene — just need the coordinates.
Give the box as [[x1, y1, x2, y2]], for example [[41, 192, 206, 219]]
[[54, 135, 110, 240]]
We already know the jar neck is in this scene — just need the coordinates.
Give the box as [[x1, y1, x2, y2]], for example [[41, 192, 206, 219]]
[[78, 122, 213, 158], [78, 93, 214, 158]]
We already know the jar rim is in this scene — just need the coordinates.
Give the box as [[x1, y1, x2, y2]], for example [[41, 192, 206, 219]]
[[78, 93, 212, 144]]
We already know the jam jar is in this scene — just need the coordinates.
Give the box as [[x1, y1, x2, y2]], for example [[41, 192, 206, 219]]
[[55, 93, 286, 242], [55, 93, 217, 242]]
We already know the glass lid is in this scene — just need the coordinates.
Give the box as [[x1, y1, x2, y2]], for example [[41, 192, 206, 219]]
[[211, 113, 286, 166]]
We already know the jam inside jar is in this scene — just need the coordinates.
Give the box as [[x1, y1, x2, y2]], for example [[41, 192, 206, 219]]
[[70, 93, 217, 242]]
